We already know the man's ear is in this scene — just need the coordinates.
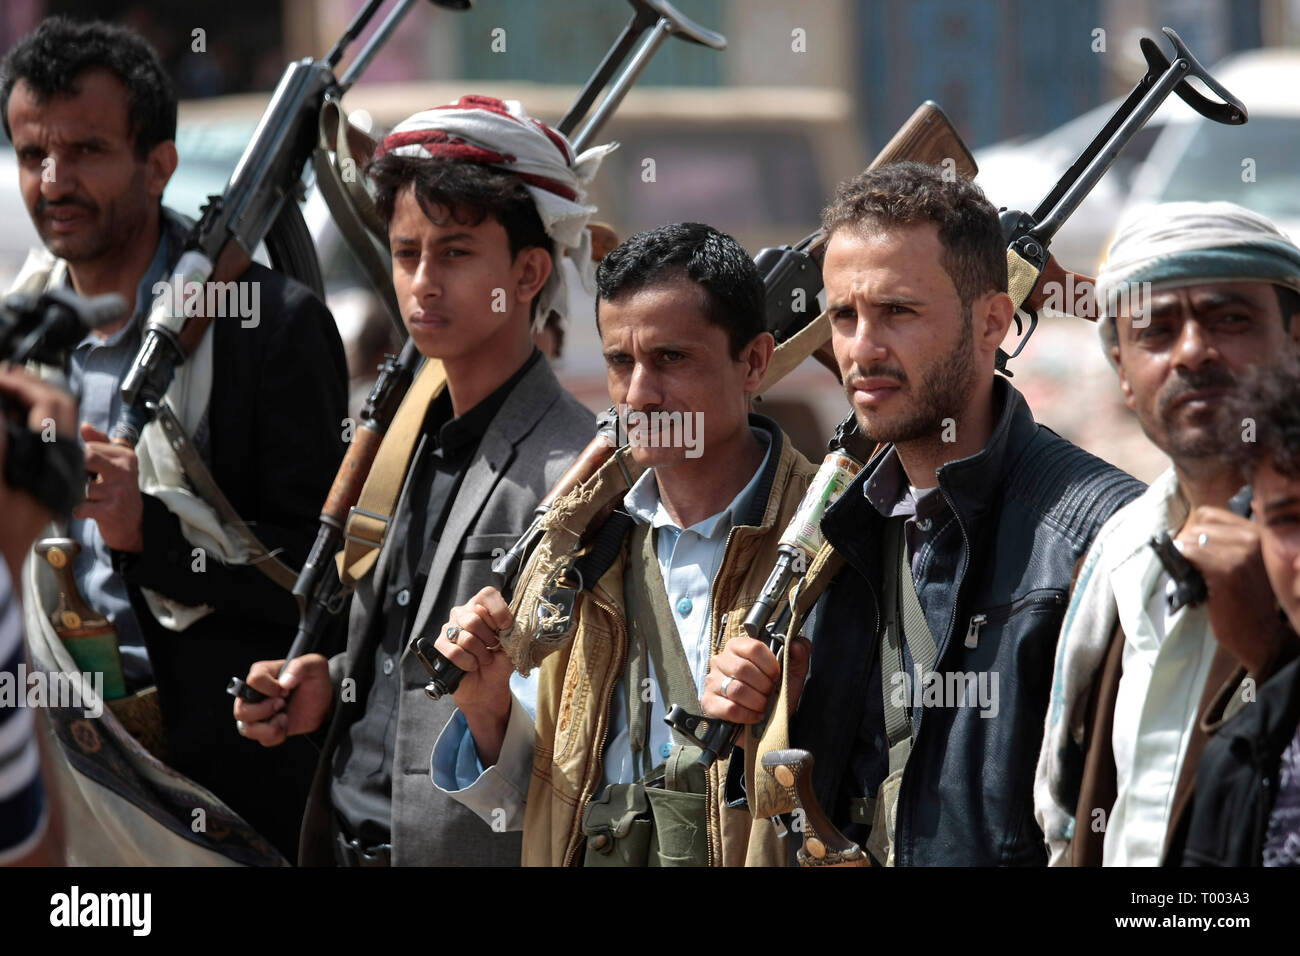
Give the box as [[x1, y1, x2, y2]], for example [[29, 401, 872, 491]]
[[1113, 345, 1137, 411], [740, 330, 776, 394], [145, 140, 178, 201], [514, 246, 553, 307], [979, 290, 1016, 353]]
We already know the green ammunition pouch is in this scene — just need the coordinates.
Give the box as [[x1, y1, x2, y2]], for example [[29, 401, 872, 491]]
[[582, 743, 709, 866], [581, 522, 710, 867]]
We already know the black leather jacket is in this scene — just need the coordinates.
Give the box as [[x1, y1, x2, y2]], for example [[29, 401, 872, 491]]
[[1183, 655, 1300, 867], [793, 378, 1143, 865]]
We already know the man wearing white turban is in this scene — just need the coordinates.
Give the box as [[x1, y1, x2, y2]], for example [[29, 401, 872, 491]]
[[233, 96, 609, 866], [1035, 201, 1300, 866]]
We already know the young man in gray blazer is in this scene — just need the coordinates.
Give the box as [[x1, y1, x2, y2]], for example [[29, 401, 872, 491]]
[[233, 97, 604, 866]]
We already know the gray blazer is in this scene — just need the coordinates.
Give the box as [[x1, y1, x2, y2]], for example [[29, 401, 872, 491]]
[[300, 356, 594, 865]]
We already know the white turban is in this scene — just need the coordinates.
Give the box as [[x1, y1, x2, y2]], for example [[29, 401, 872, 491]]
[[1096, 201, 1300, 359], [377, 94, 615, 332]]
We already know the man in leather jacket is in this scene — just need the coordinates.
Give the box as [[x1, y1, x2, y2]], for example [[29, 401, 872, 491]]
[[706, 162, 1143, 866]]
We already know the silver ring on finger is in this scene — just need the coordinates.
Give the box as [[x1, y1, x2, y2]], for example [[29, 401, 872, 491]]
[[720, 675, 735, 699], [445, 624, 461, 646], [1197, 532, 1209, 548]]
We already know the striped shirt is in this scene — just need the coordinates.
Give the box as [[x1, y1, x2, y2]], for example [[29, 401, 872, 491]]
[[0, 554, 47, 862]]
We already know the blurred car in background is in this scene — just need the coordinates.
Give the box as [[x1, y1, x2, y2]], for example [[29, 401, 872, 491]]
[[0, 143, 44, 290], [973, 96, 1171, 276], [1123, 47, 1300, 244]]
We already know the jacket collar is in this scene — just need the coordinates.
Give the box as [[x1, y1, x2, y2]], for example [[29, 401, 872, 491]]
[[932, 375, 1037, 524], [740, 413, 788, 529], [1219, 653, 1300, 759], [485, 349, 566, 448], [620, 412, 788, 532], [824, 376, 1035, 560]]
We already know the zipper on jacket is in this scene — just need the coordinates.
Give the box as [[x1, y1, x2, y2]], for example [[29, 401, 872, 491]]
[[964, 614, 987, 649]]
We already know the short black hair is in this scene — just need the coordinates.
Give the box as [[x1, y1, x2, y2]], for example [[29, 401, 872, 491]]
[[1221, 348, 1300, 479], [1, 16, 177, 160], [595, 222, 764, 359], [821, 161, 1006, 307], [367, 153, 550, 261]]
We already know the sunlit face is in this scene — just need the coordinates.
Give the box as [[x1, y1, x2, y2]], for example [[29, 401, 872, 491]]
[[1113, 281, 1300, 462], [389, 187, 549, 360], [1254, 460, 1300, 633], [598, 277, 769, 470], [8, 68, 169, 263], [824, 224, 980, 445]]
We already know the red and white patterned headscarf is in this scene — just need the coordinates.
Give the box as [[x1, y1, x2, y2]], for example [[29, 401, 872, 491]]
[[377, 95, 615, 331]]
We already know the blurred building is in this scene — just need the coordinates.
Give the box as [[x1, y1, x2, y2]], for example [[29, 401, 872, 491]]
[[5, 0, 1293, 150]]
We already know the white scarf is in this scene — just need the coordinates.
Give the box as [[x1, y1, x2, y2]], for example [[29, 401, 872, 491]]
[[377, 95, 615, 333]]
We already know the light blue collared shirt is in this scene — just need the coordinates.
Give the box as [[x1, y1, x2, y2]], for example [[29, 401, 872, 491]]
[[65, 228, 173, 689], [431, 427, 773, 828]]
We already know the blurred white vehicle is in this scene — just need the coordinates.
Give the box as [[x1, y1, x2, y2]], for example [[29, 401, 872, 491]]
[[1123, 48, 1300, 244], [974, 97, 1171, 276], [0, 146, 45, 290]]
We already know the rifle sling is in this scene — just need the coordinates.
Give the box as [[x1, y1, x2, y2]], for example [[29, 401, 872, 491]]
[[879, 516, 938, 775], [152, 402, 298, 591], [313, 98, 405, 340], [755, 310, 831, 397], [337, 356, 446, 587]]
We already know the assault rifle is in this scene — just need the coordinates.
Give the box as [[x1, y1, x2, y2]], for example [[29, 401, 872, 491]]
[[996, 27, 1246, 371], [113, 0, 472, 449]]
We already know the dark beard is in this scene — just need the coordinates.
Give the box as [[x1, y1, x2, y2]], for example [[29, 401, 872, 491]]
[[1156, 365, 1236, 460], [854, 308, 976, 446]]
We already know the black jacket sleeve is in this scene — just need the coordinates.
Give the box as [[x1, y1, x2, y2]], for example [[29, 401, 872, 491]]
[[113, 269, 349, 629]]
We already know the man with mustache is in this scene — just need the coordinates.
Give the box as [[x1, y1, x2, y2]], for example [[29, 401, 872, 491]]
[[1, 17, 348, 859], [427, 222, 818, 866], [1035, 202, 1300, 866], [704, 163, 1142, 866]]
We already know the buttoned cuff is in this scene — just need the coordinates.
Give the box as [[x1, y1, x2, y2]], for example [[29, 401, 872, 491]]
[[429, 692, 535, 831]]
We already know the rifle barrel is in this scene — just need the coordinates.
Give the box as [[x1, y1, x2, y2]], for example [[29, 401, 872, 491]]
[[339, 0, 422, 91]]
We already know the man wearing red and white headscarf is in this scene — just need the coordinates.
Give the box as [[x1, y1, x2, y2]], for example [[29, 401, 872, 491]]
[[233, 96, 610, 866]]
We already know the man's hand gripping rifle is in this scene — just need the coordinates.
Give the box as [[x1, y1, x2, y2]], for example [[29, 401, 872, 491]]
[[411, 0, 729, 701]]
